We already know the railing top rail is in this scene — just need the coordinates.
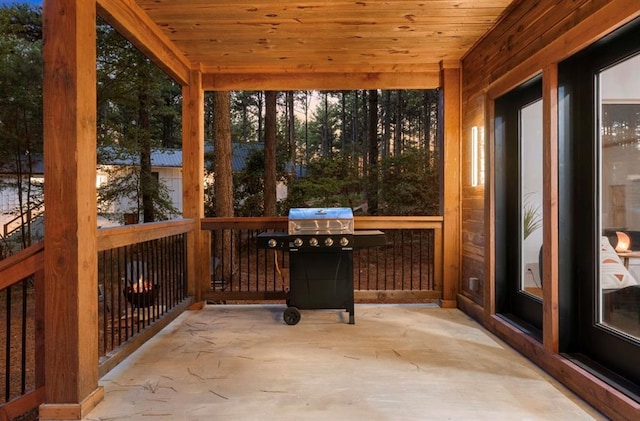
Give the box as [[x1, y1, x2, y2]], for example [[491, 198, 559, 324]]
[[201, 217, 286, 231], [97, 218, 196, 251], [0, 241, 44, 290], [355, 216, 444, 229], [201, 215, 444, 231]]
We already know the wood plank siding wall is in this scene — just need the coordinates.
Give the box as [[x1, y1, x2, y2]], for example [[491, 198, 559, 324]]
[[460, 0, 640, 305], [459, 0, 640, 419]]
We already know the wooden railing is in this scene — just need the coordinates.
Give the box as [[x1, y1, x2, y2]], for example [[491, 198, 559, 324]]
[[200, 216, 444, 303], [96, 219, 195, 376], [1, 220, 198, 420], [2, 200, 44, 239], [352, 216, 443, 301], [0, 242, 45, 421]]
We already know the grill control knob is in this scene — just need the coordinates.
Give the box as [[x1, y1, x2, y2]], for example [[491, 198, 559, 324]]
[[309, 237, 318, 247], [324, 237, 334, 247], [340, 237, 349, 247], [293, 237, 303, 247], [268, 238, 277, 248]]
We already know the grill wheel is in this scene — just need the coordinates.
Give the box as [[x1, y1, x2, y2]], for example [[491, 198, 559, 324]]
[[283, 306, 301, 325]]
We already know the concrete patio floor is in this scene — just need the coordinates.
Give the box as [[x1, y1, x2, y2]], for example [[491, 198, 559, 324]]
[[84, 304, 606, 420]]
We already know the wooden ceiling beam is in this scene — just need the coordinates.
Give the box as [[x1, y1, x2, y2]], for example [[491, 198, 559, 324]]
[[202, 71, 441, 91], [97, 0, 193, 86], [192, 53, 455, 72], [165, 26, 492, 40], [186, 53, 464, 63], [175, 39, 478, 51], [202, 62, 440, 74], [147, 14, 503, 24]]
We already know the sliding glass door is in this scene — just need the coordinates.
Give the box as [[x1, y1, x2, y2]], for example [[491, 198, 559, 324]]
[[559, 18, 640, 396]]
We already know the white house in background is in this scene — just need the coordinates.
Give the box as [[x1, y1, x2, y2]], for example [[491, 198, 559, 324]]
[[1, 142, 290, 233], [96, 147, 184, 225]]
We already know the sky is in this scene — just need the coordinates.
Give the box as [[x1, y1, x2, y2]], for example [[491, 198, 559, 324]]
[[0, 1, 41, 5]]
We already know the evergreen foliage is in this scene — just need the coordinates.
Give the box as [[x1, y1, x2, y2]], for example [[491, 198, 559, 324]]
[[285, 154, 362, 210], [96, 18, 181, 223], [0, 4, 43, 250], [380, 148, 440, 215]]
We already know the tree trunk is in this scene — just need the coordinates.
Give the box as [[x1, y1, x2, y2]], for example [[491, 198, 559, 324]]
[[213, 91, 236, 283], [394, 90, 403, 156], [257, 91, 264, 142], [352, 90, 358, 158], [242, 96, 249, 142], [423, 90, 429, 155], [304, 91, 310, 166], [322, 92, 330, 158], [362, 90, 369, 173], [431, 90, 439, 166], [13, 142, 27, 248], [383, 90, 391, 158], [287, 91, 295, 176], [214, 91, 233, 218], [264, 90, 277, 216], [341, 92, 347, 151], [367, 89, 379, 215], [139, 86, 155, 223]]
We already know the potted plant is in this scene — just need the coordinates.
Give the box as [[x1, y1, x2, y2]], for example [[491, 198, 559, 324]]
[[523, 192, 542, 240]]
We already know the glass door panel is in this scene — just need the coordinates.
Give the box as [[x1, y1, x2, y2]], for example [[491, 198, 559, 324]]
[[520, 99, 544, 300], [494, 77, 543, 334], [599, 53, 640, 340]]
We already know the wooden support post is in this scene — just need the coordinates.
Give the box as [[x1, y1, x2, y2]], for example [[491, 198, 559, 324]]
[[440, 61, 462, 308], [40, 0, 104, 419], [182, 69, 210, 303], [542, 64, 559, 353]]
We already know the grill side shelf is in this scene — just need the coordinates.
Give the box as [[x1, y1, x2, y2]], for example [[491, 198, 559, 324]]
[[353, 230, 386, 248], [256, 232, 288, 250]]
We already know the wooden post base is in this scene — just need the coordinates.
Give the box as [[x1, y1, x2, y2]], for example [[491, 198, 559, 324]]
[[439, 299, 458, 308], [39, 387, 104, 420]]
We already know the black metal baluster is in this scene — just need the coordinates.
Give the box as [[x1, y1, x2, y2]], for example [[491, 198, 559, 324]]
[[21, 278, 28, 394], [5, 285, 12, 401]]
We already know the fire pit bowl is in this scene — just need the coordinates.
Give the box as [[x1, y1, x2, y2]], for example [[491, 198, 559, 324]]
[[123, 283, 159, 308]]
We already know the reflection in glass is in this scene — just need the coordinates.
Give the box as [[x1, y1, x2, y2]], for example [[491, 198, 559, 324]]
[[599, 53, 640, 340], [520, 99, 543, 300]]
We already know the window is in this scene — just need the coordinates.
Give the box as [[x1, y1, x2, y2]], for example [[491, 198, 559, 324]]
[[494, 77, 543, 335]]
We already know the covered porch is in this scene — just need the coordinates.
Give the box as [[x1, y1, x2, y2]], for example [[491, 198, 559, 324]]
[[2, 0, 639, 420]]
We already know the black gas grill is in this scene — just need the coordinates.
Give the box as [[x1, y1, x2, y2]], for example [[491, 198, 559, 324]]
[[258, 207, 384, 325]]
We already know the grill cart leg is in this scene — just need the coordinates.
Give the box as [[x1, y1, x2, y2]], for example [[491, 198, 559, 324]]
[[283, 306, 301, 325]]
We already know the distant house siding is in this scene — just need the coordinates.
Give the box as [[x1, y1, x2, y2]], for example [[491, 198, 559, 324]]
[[160, 167, 183, 214], [97, 165, 183, 218]]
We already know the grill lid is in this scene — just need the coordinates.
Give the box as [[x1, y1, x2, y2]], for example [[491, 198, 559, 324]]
[[288, 207, 354, 235]]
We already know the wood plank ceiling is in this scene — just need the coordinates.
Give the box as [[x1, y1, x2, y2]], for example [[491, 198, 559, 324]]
[[130, 0, 515, 89]]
